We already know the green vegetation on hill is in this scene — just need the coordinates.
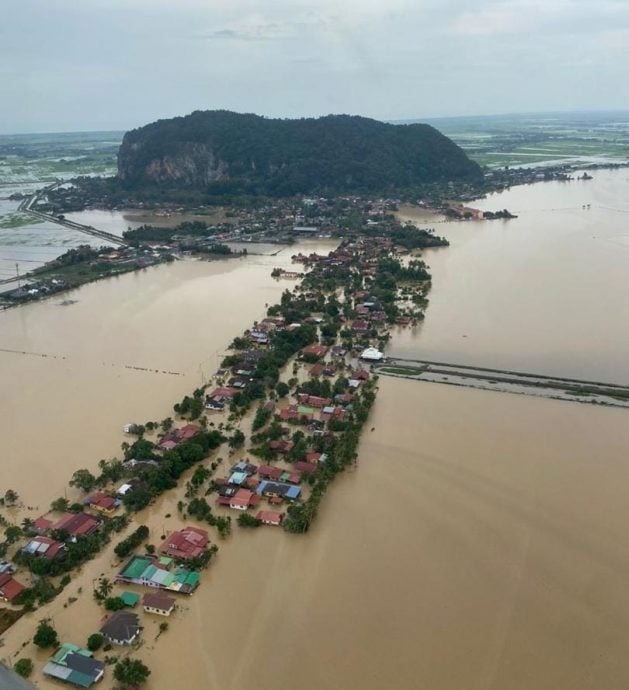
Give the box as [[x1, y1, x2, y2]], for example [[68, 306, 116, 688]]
[[117, 110, 482, 196]]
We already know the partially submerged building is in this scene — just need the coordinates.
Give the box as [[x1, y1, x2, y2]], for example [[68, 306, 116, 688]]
[[159, 526, 209, 561], [117, 555, 200, 594], [143, 592, 177, 616], [99, 611, 141, 646], [43, 643, 105, 688]]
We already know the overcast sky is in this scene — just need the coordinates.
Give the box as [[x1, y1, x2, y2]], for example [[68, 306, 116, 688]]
[[1, 0, 628, 133]]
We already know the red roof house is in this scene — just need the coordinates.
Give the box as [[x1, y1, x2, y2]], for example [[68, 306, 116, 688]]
[[258, 465, 284, 481], [158, 424, 201, 449], [23, 536, 66, 560], [0, 572, 25, 602], [229, 489, 260, 511], [295, 461, 318, 475], [32, 516, 53, 534], [256, 511, 284, 526], [159, 526, 209, 560], [268, 439, 295, 454], [301, 344, 328, 359], [85, 492, 118, 515], [351, 320, 369, 334], [52, 512, 99, 539], [297, 394, 332, 408]]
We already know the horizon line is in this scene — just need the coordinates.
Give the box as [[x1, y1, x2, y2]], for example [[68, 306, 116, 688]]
[[2, 107, 629, 137]]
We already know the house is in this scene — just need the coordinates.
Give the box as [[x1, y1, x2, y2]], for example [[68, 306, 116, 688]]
[[228, 471, 249, 486], [158, 424, 201, 449], [229, 488, 260, 510], [256, 511, 284, 526], [309, 363, 325, 377], [294, 461, 318, 475], [256, 481, 301, 501], [351, 319, 370, 334], [43, 643, 105, 688], [297, 394, 332, 408], [159, 526, 209, 561], [22, 536, 66, 560], [205, 386, 236, 410], [143, 592, 176, 616], [334, 392, 354, 405], [0, 572, 25, 602], [84, 492, 119, 515], [279, 405, 299, 421], [301, 344, 328, 360], [249, 330, 270, 345], [52, 513, 99, 540], [179, 424, 201, 441], [258, 465, 283, 481], [0, 560, 15, 575], [321, 406, 347, 423], [100, 611, 141, 646], [227, 376, 249, 389], [268, 439, 295, 454], [117, 555, 200, 595], [32, 516, 53, 534], [230, 460, 257, 476], [360, 347, 383, 362], [116, 478, 148, 497]]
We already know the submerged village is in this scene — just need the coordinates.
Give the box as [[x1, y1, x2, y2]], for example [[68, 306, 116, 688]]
[[0, 196, 448, 687]]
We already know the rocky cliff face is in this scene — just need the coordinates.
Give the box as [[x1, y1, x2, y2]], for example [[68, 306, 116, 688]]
[[118, 141, 229, 186], [117, 110, 482, 194]]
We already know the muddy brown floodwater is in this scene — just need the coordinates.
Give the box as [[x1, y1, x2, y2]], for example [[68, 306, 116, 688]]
[[2, 171, 629, 689], [0, 242, 333, 509], [139, 379, 629, 690], [396, 168, 629, 383], [8, 377, 629, 690]]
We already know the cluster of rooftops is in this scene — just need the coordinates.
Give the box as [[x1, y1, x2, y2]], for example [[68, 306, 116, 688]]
[[38, 526, 211, 687], [42, 587, 178, 688]]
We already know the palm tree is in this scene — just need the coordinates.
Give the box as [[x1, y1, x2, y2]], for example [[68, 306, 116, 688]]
[[94, 577, 113, 602]]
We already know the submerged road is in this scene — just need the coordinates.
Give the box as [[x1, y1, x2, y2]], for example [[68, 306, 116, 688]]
[[0, 183, 127, 287], [376, 357, 629, 408], [18, 181, 126, 247]]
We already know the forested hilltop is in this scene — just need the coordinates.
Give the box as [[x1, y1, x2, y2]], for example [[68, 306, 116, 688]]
[[117, 110, 482, 196]]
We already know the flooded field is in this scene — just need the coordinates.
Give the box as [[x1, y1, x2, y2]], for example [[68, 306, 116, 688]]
[[0, 242, 335, 510], [2, 160, 629, 687], [0, 132, 121, 280], [396, 168, 629, 382], [6, 378, 629, 690]]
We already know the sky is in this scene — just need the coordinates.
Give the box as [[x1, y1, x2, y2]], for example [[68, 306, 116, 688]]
[[1, 0, 629, 133]]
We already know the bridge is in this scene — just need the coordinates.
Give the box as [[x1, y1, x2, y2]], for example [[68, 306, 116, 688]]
[[375, 357, 629, 408]]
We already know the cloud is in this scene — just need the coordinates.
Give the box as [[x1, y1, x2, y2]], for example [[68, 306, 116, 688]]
[[199, 21, 290, 42]]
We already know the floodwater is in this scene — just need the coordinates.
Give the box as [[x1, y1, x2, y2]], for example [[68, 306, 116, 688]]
[[0, 242, 334, 510], [0, 186, 111, 284], [141, 378, 629, 690], [2, 172, 629, 689], [395, 168, 629, 383], [7, 379, 629, 690]]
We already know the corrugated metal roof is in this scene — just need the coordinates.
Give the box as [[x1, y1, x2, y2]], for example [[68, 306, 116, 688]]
[[120, 591, 140, 606], [121, 556, 151, 580], [43, 663, 72, 681]]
